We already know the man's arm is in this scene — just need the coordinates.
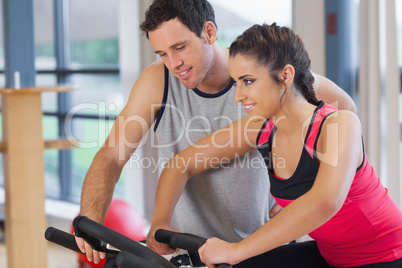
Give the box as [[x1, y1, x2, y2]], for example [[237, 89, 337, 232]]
[[146, 117, 262, 254], [76, 61, 165, 263], [313, 72, 357, 113]]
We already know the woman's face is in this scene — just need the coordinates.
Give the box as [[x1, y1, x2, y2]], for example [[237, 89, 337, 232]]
[[229, 54, 285, 120]]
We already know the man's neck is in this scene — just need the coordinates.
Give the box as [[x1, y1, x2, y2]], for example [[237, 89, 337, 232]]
[[196, 47, 231, 94]]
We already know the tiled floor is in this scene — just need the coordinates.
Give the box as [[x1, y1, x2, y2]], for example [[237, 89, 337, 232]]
[[0, 241, 79, 268]]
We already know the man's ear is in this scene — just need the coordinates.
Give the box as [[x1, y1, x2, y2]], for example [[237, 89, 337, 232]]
[[203, 21, 217, 44]]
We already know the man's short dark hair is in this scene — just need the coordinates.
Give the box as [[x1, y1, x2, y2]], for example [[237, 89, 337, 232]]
[[140, 0, 217, 38]]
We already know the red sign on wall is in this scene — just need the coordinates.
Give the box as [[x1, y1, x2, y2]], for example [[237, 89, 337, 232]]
[[328, 13, 337, 35]]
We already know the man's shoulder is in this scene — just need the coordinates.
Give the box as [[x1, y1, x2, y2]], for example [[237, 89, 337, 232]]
[[125, 61, 166, 112], [134, 61, 165, 94], [141, 60, 165, 79]]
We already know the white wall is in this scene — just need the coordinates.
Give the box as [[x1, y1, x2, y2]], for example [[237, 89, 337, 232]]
[[292, 0, 326, 76]]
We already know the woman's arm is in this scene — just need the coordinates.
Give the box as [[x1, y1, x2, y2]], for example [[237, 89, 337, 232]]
[[199, 110, 363, 266], [146, 116, 263, 254]]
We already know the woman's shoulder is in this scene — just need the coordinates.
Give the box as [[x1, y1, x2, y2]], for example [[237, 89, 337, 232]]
[[326, 109, 360, 123], [323, 109, 362, 138]]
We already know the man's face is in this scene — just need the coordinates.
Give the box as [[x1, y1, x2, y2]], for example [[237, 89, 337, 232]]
[[148, 19, 214, 89]]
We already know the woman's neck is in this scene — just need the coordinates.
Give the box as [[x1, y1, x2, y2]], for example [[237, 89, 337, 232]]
[[274, 95, 317, 136]]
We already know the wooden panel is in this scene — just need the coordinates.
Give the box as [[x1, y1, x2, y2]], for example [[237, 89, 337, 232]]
[[44, 139, 79, 150], [0, 86, 76, 267], [0, 139, 79, 153], [2, 93, 47, 268], [0, 86, 77, 95]]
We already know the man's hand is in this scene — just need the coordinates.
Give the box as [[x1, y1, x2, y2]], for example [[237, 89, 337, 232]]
[[269, 203, 283, 218], [146, 224, 180, 255], [74, 236, 106, 264]]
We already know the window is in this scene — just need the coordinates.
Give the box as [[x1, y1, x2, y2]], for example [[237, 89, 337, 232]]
[[210, 0, 292, 48], [35, 0, 56, 71], [49, 0, 123, 202], [35, 0, 122, 202], [69, 0, 119, 68]]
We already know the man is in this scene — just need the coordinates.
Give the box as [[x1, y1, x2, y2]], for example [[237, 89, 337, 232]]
[[76, 0, 356, 264]]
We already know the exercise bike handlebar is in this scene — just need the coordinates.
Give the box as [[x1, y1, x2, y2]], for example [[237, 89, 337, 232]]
[[45, 215, 175, 268], [45, 227, 86, 255], [72, 216, 175, 267], [45, 215, 232, 268], [155, 229, 232, 268]]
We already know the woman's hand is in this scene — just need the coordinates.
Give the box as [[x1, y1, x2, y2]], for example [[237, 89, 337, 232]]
[[198, 237, 239, 268]]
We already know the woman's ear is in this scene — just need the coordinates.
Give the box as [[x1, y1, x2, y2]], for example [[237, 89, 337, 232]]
[[281, 64, 295, 85], [203, 21, 217, 44]]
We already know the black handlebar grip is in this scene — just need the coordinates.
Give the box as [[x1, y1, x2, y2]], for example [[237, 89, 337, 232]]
[[45, 227, 82, 254], [155, 229, 206, 253], [170, 233, 206, 253], [154, 229, 174, 244], [45, 227, 118, 259], [155, 229, 233, 268], [116, 251, 166, 268], [103, 258, 117, 268]]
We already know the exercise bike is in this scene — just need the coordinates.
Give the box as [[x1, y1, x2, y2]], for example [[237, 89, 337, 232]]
[[45, 215, 232, 268]]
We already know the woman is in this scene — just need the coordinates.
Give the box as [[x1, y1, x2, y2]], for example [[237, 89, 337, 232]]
[[150, 23, 402, 267]]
